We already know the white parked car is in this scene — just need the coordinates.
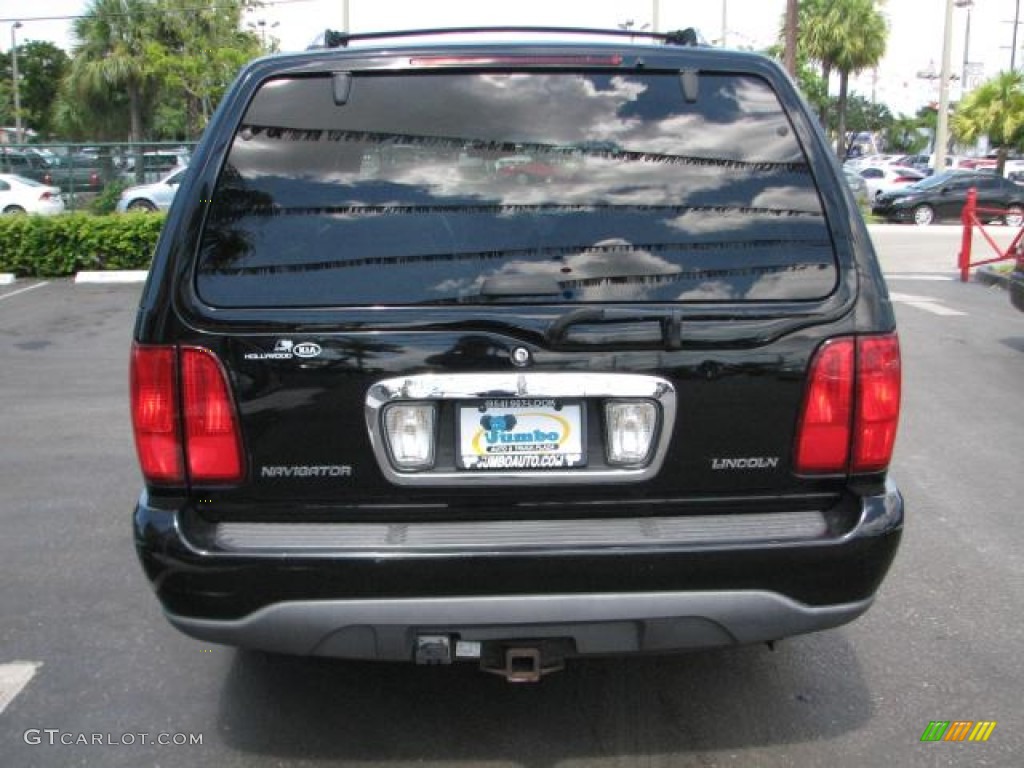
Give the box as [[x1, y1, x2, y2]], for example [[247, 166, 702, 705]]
[[0, 174, 65, 215], [858, 165, 926, 199], [1003, 159, 1024, 181], [845, 153, 901, 170]]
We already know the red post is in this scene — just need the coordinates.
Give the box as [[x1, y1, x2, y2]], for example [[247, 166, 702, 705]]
[[959, 187, 976, 283]]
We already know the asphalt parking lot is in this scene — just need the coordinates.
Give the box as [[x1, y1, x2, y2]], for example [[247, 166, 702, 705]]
[[1, 239, 1022, 766]]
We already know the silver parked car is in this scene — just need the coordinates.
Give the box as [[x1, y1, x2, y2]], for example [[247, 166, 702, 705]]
[[843, 167, 869, 206], [116, 168, 186, 212]]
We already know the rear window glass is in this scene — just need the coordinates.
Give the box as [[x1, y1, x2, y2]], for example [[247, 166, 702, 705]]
[[197, 70, 836, 307]]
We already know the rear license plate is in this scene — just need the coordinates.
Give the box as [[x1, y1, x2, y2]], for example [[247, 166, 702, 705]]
[[457, 398, 586, 470]]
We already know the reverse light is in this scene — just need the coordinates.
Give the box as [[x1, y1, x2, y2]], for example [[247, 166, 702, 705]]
[[383, 404, 436, 470], [605, 400, 658, 466]]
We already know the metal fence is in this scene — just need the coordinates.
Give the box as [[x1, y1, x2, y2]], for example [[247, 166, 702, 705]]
[[0, 141, 198, 211]]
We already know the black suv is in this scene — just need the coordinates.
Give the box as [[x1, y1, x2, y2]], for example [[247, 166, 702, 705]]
[[131, 29, 903, 680]]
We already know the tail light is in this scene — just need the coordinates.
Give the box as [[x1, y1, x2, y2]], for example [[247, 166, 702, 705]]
[[130, 343, 244, 485], [795, 338, 854, 473], [181, 348, 244, 482], [39, 192, 54, 202], [795, 334, 901, 475], [131, 346, 184, 483], [852, 336, 901, 472]]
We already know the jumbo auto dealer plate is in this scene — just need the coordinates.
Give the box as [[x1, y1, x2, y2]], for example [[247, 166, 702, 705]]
[[457, 398, 586, 471]]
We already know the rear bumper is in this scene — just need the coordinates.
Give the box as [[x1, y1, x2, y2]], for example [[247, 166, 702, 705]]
[[167, 591, 874, 659], [134, 480, 903, 659]]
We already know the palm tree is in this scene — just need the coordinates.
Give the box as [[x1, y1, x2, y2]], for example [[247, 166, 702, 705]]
[[832, 0, 887, 160], [953, 71, 1024, 177], [798, 0, 888, 158], [797, 0, 839, 126], [66, 0, 153, 148], [885, 114, 929, 154]]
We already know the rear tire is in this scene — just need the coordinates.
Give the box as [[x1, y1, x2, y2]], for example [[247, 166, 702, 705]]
[[2, 205, 26, 215], [913, 204, 935, 226]]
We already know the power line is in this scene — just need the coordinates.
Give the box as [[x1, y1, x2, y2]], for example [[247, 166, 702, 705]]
[[0, 0, 315, 25]]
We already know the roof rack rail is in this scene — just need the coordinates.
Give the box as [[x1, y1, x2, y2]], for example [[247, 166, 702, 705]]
[[311, 26, 704, 51]]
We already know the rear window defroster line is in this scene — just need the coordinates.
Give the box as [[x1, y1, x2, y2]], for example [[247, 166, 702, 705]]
[[199, 238, 833, 277], [237, 124, 813, 175]]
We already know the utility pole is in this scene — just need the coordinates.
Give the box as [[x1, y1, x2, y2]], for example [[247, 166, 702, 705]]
[[935, 0, 955, 173], [652, 0, 659, 34], [783, 0, 798, 77], [720, 0, 728, 47], [11, 22, 22, 144], [960, 1, 972, 93], [1014, 0, 1021, 71], [342, 0, 350, 33]]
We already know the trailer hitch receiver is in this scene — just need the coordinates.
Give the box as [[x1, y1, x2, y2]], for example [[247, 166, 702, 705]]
[[482, 646, 565, 683]]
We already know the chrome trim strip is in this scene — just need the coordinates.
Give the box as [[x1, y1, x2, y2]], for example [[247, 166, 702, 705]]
[[212, 511, 828, 553], [365, 372, 676, 486]]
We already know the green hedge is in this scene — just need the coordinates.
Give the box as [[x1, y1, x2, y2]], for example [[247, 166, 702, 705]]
[[0, 213, 166, 277]]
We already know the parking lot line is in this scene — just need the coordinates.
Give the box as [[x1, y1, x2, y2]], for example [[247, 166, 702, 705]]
[[74, 271, 148, 284], [0, 661, 42, 715], [884, 274, 955, 282], [0, 281, 49, 302], [890, 292, 967, 316]]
